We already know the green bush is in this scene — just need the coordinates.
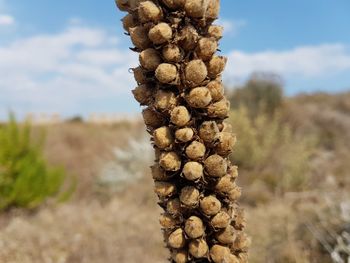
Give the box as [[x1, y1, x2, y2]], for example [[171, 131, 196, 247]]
[[0, 115, 73, 210]]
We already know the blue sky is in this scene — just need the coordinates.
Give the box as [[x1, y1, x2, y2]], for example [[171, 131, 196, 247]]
[[1, 0, 350, 119]]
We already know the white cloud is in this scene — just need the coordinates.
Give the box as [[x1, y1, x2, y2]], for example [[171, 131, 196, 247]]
[[0, 14, 14, 26], [217, 19, 246, 37]]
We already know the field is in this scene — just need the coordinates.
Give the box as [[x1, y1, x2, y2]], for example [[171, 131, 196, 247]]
[[0, 92, 349, 263]]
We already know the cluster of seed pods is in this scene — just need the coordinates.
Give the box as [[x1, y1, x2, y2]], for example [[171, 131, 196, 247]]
[[116, 0, 249, 262]]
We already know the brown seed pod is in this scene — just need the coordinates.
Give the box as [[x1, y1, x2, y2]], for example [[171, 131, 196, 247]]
[[227, 254, 240, 263], [139, 48, 162, 71], [207, 55, 227, 78], [155, 63, 179, 84], [209, 245, 231, 263], [167, 198, 182, 215], [170, 106, 191, 127], [149, 22, 173, 45], [162, 44, 184, 63], [151, 164, 168, 181], [215, 132, 236, 156], [129, 25, 151, 50], [204, 154, 227, 177], [172, 250, 188, 263], [205, 0, 220, 20], [168, 228, 186, 249], [138, 1, 163, 23], [180, 186, 200, 207], [185, 60, 208, 87], [227, 186, 242, 201], [177, 25, 199, 51], [237, 252, 249, 263], [185, 141, 206, 160], [233, 232, 251, 252], [188, 239, 209, 258], [228, 165, 239, 179], [211, 211, 231, 229], [132, 84, 153, 105], [154, 90, 178, 111], [116, 0, 129, 11], [200, 195, 221, 216], [142, 107, 164, 128], [159, 151, 182, 171], [133, 66, 148, 84], [122, 13, 138, 32], [216, 225, 236, 244], [159, 213, 180, 229], [186, 87, 212, 108], [185, 216, 205, 239], [207, 79, 224, 102], [208, 25, 224, 40], [154, 127, 174, 149], [175, 128, 194, 143], [196, 37, 218, 61], [233, 208, 246, 230], [162, 0, 185, 9], [199, 121, 220, 144], [207, 98, 230, 119], [184, 0, 207, 18], [154, 182, 177, 198], [183, 162, 203, 181], [215, 175, 235, 194]]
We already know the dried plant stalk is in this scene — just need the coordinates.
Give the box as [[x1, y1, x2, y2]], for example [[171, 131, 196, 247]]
[[116, 0, 249, 261]]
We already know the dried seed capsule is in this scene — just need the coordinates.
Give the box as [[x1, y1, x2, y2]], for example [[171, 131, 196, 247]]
[[159, 213, 180, 229], [154, 90, 178, 111], [185, 216, 205, 239], [178, 25, 199, 51], [129, 26, 151, 50], [215, 175, 235, 194], [170, 106, 191, 127], [186, 87, 212, 108], [233, 208, 246, 230], [237, 253, 249, 263], [183, 162, 203, 181], [199, 121, 220, 144], [162, 44, 184, 63], [185, 141, 206, 160], [207, 79, 224, 102], [154, 182, 176, 198], [205, 0, 220, 19], [175, 128, 194, 143], [196, 37, 218, 61], [168, 228, 186, 249], [155, 63, 179, 84], [142, 107, 164, 128], [188, 239, 208, 258], [216, 225, 236, 244], [184, 0, 207, 18], [139, 48, 162, 71], [151, 164, 168, 181], [180, 186, 200, 207], [228, 165, 239, 179], [149, 22, 173, 44], [210, 245, 231, 263], [227, 186, 242, 201], [211, 211, 231, 229], [172, 250, 188, 263], [159, 151, 181, 171], [132, 84, 153, 105], [153, 127, 174, 149], [215, 132, 236, 156], [200, 195, 221, 216], [204, 154, 227, 177], [122, 13, 138, 32], [138, 1, 162, 23], [208, 98, 230, 119], [133, 66, 148, 84], [162, 0, 185, 9], [185, 60, 208, 87], [167, 198, 182, 215], [233, 232, 251, 252], [207, 55, 227, 78], [116, 0, 129, 11], [208, 25, 224, 40], [227, 254, 240, 263]]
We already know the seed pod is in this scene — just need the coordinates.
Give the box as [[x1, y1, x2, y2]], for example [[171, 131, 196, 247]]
[[170, 106, 191, 127], [153, 127, 174, 149], [185, 141, 206, 160], [204, 154, 227, 177], [159, 151, 181, 171], [227, 186, 241, 201], [178, 25, 199, 51], [151, 164, 168, 181], [207, 98, 230, 119], [233, 232, 251, 252], [172, 250, 188, 263], [183, 162, 203, 181], [185, 216, 205, 239], [207, 79, 224, 102], [129, 26, 151, 50], [200, 195, 221, 216], [159, 213, 180, 229], [207, 55, 227, 78], [199, 121, 220, 144], [186, 87, 212, 108], [155, 63, 179, 84], [116, 0, 129, 11], [133, 66, 148, 84], [122, 14, 138, 32], [233, 208, 246, 230], [154, 90, 178, 111], [205, 0, 220, 20], [149, 22, 173, 44], [168, 228, 186, 249], [210, 245, 231, 263], [216, 225, 236, 244], [180, 186, 200, 207], [215, 175, 235, 194], [162, 44, 184, 63], [139, 48, 162, 71], [227, 254, 240, 263], [208, 25, 224, 40], [237, 252, 249, 263], [185, 60, 208, 87], [132, 84, 153, 105], [142, 107, 164, 128], [175, 128, 194, 143], [211, 211, 231, 229], [167, 198, 182, 215], [228, 165, 239, 179], [161, 0, 185, 9], [188, 239, 209, 258], [138, 1, 163, 23], [215, 132, 236, 156], [196, 37, 218, 61], [154, 182, 177, 198], [184, 0, 207, 18]]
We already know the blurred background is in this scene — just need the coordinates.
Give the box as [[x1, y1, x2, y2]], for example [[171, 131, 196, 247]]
[[1, 0, 350, 262]]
